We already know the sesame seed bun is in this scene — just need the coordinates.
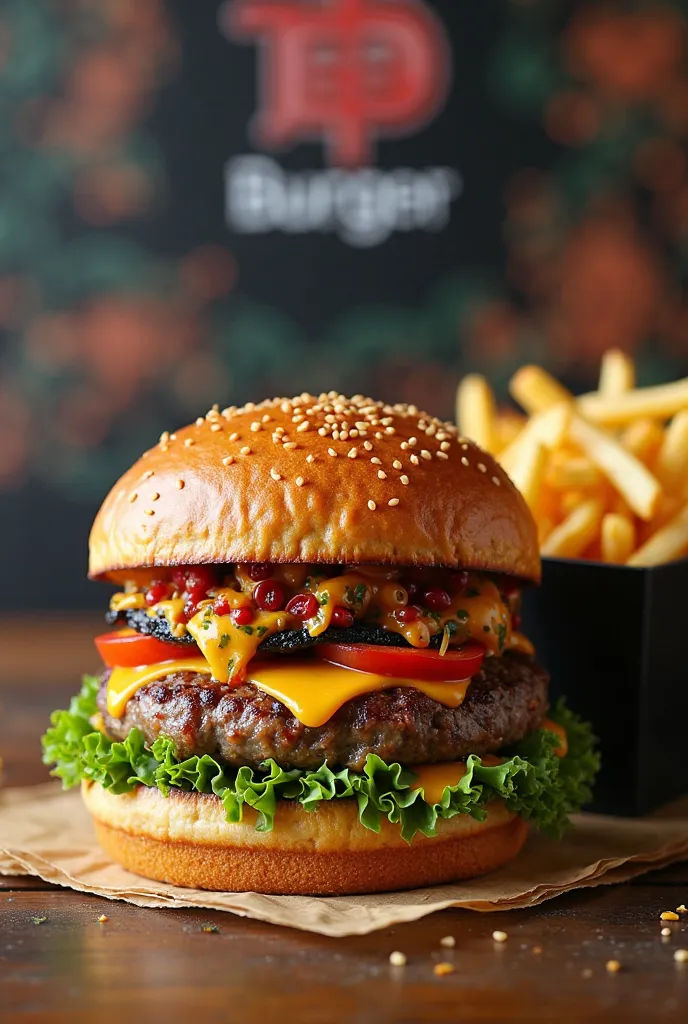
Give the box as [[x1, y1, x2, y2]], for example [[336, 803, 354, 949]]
[[89, 393, 539, 582], [82, 781, 528, 896]]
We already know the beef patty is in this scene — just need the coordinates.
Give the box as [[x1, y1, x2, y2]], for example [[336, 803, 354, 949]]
[[98, 652, 548, 772]]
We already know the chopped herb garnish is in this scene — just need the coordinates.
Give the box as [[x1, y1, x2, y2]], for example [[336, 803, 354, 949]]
[[424, 609, 442, 625], [456, 609, 469, 621], [227, 657, 236, 675], [256, 625, 268, 638], [201, 621, 211, 630], [496, 622, 507, 652], [240, 625, 254, 635], [354, 584, 367, 604], [318, 592, 329, 607], [445, 620, 458, 636], [201, 923, 218, 933], [218, 633, 230, 649], [31, 916, 47, 925]]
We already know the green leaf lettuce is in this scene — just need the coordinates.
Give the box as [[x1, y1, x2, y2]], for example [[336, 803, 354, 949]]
[[42, 675, 599, 842]]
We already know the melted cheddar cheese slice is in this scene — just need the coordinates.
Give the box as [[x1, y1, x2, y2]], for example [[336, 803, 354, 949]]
[[410, 755, 505, 805], [106, 658, 471, 727]]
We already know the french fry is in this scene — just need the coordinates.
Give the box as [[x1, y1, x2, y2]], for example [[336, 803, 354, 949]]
[[560, 489, 588, 517], [637, 493, 683, 545], [627, 502, 688, 567], [541, 499, 605, 559], [578, 376, 688, 426], [509, 365, 573, 414], [569, 415, 662, 521], [598, 349, 635, 397], [508, 441, 548, 512], [620, 418, 665, 466], [654, 410, 688, 495], [494, 411, 527, 453], [456, 375, 497, 453], [601, 513, 636, 564], [498, 403, 570, 477], [547, 455, 603, 491]]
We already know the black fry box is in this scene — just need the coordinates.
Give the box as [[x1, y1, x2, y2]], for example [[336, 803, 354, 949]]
[[521, 556, 688, 817]]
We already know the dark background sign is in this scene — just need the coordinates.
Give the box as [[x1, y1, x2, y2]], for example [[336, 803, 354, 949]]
[[0, 0, 686, 609]]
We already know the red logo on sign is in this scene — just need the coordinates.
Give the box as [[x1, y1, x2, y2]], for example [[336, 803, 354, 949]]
[[221, 0, 451, 167]]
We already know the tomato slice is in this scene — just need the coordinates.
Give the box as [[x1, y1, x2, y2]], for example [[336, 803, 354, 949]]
[[95, 630, 198, 668], [316, 642, 485, 681]]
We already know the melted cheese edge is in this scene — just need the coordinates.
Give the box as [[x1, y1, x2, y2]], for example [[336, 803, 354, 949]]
[[410, 755, 505, 805], [106, 659, 471, 727]]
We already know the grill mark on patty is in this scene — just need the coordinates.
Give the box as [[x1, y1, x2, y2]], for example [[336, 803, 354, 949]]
[[98, 653, 548, 772]]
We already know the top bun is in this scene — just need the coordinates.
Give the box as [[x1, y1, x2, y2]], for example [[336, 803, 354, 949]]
[[89, 393, 540, 583]]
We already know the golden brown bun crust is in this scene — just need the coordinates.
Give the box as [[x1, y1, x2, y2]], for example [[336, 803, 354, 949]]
[[83, 781, 528, 896], [89, 394, 539, 583]]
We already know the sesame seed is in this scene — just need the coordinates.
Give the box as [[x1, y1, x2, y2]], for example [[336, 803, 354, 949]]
[[296, 421, 310, 432], [283, 442, 297, 449], [381, 417, 393, 426], [262, 414, 271, 423], [371, 457, 382, 465], [436, 451, 449, 460], [281, 402, 291, 413], [318, 427, 328, 436], [392, 460, 402, 470], [461, 457, 469, 467], [348, 448, 358, 459], [228, 432, 238, 442], [368, 500, 377, 511], [389, 951, 407, 967], [250, 422, 262, 432], [420, 450, 432, 461], [332, 430, 340, 441], [477, 462, 487, 473], [375, 432, 383, 439], [328, 448, 337, 457], [143, 470, 154, 480], [363, 441, 373, 451], [674, 949, 688, 963], [492, 931, 508, 943], [274, 426, 285, 435], [160, 431, 170, 443], [170, 433, 177, 441], [270, 468, 282, 481], [240, 446, 252, 455], [306, 454, 315, 464], [160, 444, 169, 452], [492, 476, 501, 486], [606, 960, 621, 973], [661, 911, 680, 921], [440, 441, 451, 451], [128, 492, 138, 503], [184, 438, 195, 447], [222, 456, 234, 466], [433, 963, 455, 977], [151, 492, 160, 501], [440, 936, 455, 948], [295, 476, 304, 487], [408, 437, 418, 447], [400, 475, 409, 485], [176, 479, 185, 489], [350, 429, 359, 438], [425, 424, 437, 436], [378, 470, 387, 480], [388, 498, 399, 506], [437, 431, 448, 441], [196, 417, 204, 427], [461, 443, 470, 450], [410, 454, 420, 465], [400, 441, 409, 450], [144, 509, 155, 516], [662, 927, 672, 937], [210, 423, 222, 432]]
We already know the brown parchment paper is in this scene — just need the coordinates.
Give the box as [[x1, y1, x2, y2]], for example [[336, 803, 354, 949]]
[[1, 783, 687, 937]]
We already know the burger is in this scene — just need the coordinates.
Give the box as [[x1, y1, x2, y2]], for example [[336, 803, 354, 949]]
[[43, 393, 598, 895]]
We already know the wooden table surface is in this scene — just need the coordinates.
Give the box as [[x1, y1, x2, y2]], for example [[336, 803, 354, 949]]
[[2, 616, 687, 1023]]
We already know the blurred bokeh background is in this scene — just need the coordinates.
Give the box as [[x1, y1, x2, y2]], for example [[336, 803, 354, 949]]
[[1, 0, 687, 609]]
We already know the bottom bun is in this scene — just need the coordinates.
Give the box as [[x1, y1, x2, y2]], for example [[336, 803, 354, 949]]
[[82, 781, 529, 895]]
